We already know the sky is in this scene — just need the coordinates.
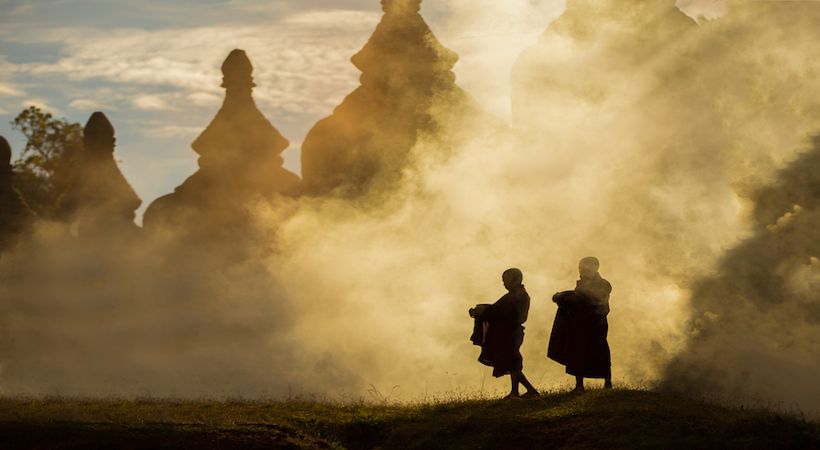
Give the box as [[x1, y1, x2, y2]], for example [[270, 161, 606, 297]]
[[0, 0, 721, 219], [12, 0, 820, 407]]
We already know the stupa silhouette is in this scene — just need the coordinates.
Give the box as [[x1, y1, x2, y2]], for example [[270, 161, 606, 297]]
[[301, 0, 500, 196], [59, 112, 141, 236], [0, 136, 34, 250], [143, 49, 300, 233], [512, 0, 695, 132]]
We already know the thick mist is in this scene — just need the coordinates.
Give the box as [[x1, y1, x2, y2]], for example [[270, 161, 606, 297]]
[[506, 0, 820, 413], [0, 0, 819, 411], [662, 1, 820, 414]]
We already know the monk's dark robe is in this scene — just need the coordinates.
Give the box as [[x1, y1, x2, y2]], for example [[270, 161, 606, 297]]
[[548, 274, 612, 378], [473, 286, 530, 377]]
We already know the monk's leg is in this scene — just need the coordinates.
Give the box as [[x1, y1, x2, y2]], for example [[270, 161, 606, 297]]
[[519, 373, 540, 397], [507, 372, 521, 398], [574, 376, 585, 392], [604, 376, 613, 389]]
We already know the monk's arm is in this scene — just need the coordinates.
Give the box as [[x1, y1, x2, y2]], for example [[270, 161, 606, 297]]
[[552, 290, 575, 305]]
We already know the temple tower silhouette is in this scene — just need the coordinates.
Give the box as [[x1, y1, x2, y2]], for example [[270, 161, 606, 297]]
[[0, 136, 34, 250], [60, 112, 141, 235], [512, 0, 695, 133], [300, 0, 501, 196], [143, 49, 301, 233]]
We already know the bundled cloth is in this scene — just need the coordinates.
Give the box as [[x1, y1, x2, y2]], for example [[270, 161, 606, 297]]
[[469, 304, 493, 367]]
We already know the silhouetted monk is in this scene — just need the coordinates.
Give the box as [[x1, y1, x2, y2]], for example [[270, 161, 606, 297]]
[[470, 268, 540, 399], [548, 257, 612, 392], [0, 136, 34, 251]]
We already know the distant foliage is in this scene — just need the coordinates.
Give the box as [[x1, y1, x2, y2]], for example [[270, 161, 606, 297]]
[[11, 106, 82, 219]]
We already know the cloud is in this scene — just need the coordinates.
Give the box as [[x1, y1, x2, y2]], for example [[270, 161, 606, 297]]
[[187, 91, 221, 107], [3, 9, 379, 117], [0, 58, 27, 99], [1, 2, 34, 17], [148, 124, 202, 139], [69, 98, 111, 111], [0, 5, 381, 206], [1, 0, 810, 403], [280, 9, 378, 27], [0, 82, 25, 98], [423, 0, 565, 120], [227, 0, 377, 14], [20, 98, 62, 116], [132, 94, 172, 111], [677, 0, 726, 20]]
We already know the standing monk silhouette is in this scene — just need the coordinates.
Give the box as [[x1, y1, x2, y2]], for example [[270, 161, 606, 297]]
[[548, 257, 612, 392], [470, 268, 540, 399]]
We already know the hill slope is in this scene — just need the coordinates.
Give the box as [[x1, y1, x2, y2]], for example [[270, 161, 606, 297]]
[[0, 389, 817, 449]]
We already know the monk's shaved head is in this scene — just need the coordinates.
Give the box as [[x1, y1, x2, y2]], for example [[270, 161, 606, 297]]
[[580, 256, 599, 270], [502, 268, 523, 290], [579, 257, 600, 278]]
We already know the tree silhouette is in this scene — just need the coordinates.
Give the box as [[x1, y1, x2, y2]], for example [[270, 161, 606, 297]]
[[10, 106, 82, 219]]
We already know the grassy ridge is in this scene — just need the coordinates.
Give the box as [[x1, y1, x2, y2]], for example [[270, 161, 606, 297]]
[[0, 389, 817, 449]]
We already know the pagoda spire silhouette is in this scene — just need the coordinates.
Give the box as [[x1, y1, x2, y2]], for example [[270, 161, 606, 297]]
[[0, 136, 34, 250], [143, 49, 301, 233], [548, 0, 688, 37], [61, 112, 141, 235], [301, 0, 500, 196], [512, 0, 695, 132]]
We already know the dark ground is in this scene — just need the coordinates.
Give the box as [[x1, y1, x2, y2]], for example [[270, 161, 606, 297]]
[[0, 389, 817, 449]]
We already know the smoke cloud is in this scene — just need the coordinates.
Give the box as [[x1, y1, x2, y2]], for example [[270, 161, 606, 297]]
[[0, 0, 819, 413]]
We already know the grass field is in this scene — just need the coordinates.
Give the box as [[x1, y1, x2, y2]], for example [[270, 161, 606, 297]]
[[0, 389, 817, 449]]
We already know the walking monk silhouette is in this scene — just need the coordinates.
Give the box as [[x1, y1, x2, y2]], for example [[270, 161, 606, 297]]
[[470, 268, 540, 399], [548, 257, 613, 392]]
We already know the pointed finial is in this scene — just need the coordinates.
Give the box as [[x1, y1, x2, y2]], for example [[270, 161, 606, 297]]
[[221, 49, 256, 90], [0, 136, 12, 172], [382, 0, 422, 14], [84, 112, 115, 153]]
